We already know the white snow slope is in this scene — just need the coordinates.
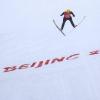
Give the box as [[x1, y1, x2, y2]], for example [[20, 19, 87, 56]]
[[0, 0, 100, 100]]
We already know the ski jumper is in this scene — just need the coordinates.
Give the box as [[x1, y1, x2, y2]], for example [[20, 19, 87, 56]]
[[60, 11, 76, 30]]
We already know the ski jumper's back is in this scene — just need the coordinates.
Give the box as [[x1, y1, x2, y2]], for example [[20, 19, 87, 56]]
[[64, 12, 71, 18]]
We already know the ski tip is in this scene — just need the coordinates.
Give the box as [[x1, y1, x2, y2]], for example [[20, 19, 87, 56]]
[[53, 19, 55, 23], [83, 16, 86, 19]]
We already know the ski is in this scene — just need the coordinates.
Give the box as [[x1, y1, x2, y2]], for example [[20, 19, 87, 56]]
[[68, 16, 86, 33], [53, 16, 86, 36], [53, 19, 66, 36], [77, 16, 86, 27]]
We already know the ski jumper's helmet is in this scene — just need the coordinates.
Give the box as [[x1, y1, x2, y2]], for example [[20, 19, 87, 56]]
[[64, 9, 71, 13]]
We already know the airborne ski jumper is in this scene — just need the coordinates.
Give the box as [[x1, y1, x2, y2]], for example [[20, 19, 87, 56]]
[[60, 9, 77, 31], [53, 9, 86, 36]]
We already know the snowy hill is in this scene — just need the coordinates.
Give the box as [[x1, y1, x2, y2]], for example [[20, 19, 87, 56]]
[[0, 0, 100, 100]]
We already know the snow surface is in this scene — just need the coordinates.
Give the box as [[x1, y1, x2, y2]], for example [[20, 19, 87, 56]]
[[0, 0, 100, 100]]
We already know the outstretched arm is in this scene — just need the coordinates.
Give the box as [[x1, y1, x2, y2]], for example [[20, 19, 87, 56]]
[[60, 12, 64, 16], [71, 11, 75, 17]]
